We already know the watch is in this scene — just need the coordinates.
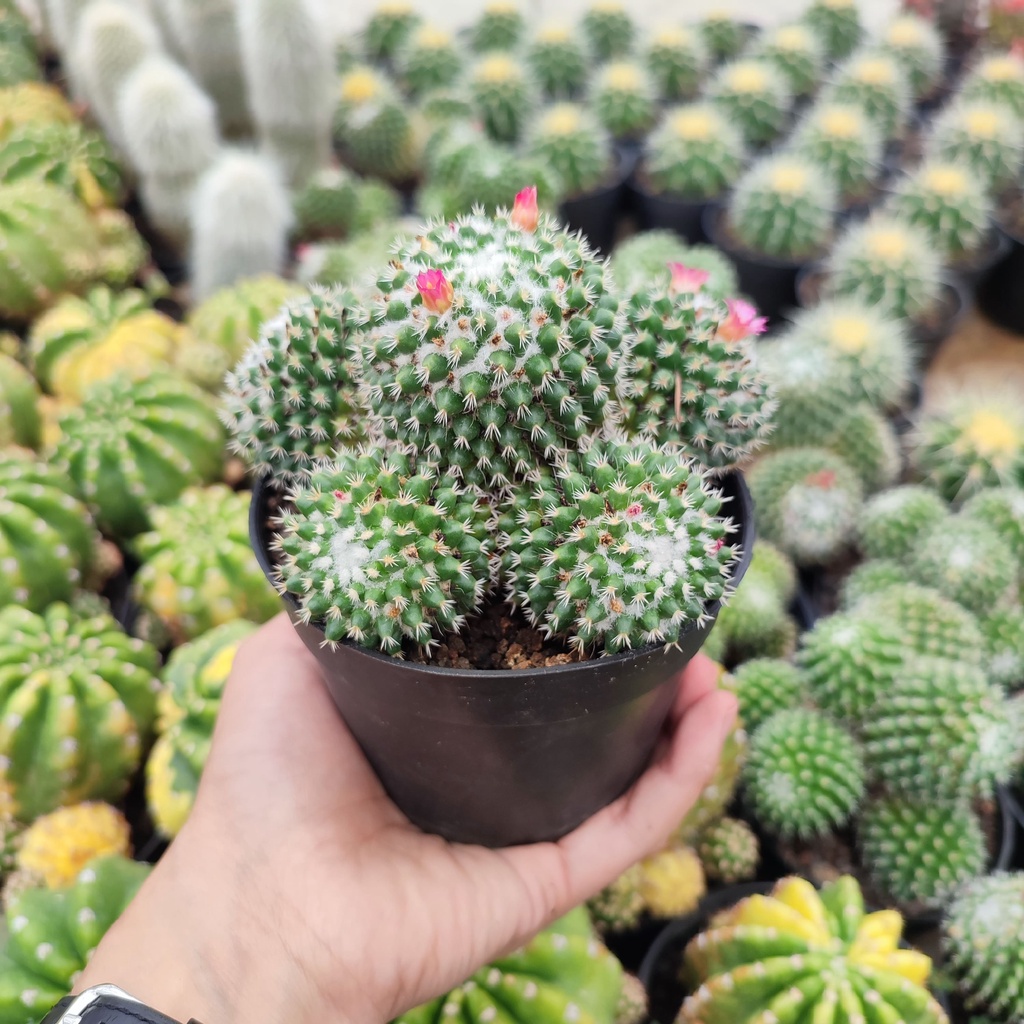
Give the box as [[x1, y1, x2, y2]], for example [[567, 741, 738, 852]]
[[40, 985, 201, 1024]]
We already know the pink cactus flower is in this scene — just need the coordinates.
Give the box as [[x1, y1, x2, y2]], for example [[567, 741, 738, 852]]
[[718, 299, 768, 341], [416, 269, 455, 315], [668, 263, 710, 294], [806, 469, 838, 489], [511, 186, 539, 232]]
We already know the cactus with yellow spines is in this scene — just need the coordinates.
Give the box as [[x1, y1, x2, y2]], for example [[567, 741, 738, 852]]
[[470, 1, 525, 52], [927, 100, 1024, 192], [591, 60, 657, 141], [754, 23, 825, 97], [708, 58, 792, 147], [581, 1, 636, 61], [397, 24, 459, 96], [961, 52, 1024, 119], [878, 13, 944, 99], [791, 101, 883, 203], [527, 104, 613, 199], [469, 52, 536, 144], [636, 844, 706, 917], [645, 25, 708, 102], [698, 12, 749, 63], [802, 0, 862, 60], [362, 1, 420, 63], [0, 82, 75, 141], [825, 50, 911, 138], [678, 875, 946, 1024], [526, 24, 588, 100]]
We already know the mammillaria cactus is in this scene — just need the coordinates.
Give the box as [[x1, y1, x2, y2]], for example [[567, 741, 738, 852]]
[[698, 12, 749, 63], [362, 1, 420, 62], [643, 103, 745, 200], [927, 101, 1024, 192], [635, 844, 707, 917], [581, 1, 636, 61], [645, 25, 708, 102], [729, 658, 809, 733], [147, 620, 256, 837], [680, 875, 946, 1024], [54, 375, 225, 540], [754, 23, 825, 96], [802, 0, 862, 59], [878, 13, 945, 99], [527, 104, 612, 199], [708, 58, 792, 147], [944, 873, 1024, 1024], [961, 52, 1024, 118], [742, 707, 865, 838], [826, 51, 911, 138], [0, 857, 151, 1024], [980, 608, 1024, 689], [470, 52, 535, 143], [0, 603, 160, 820], [859, 484, 949, 562], [726, 153, 836, 260], [610, 232, 739, 296], [820, 403, 900, 494], [790, 101, 883, 203], [397, 24, 459, 95], [697, 816, 759, 884], [471, 1, 525, 52], [859, 796, 987, 908], [0, 352, 40, 449], [616, 975, 647, 1024], [526, 24, 588, 100], [132, 486, 280, 645], [827, 213, 944, 321], [963, 486, 1024, 565], [888, 161, 992, 261], [591, 61, 657, 141], [839, 559, 909, 608]]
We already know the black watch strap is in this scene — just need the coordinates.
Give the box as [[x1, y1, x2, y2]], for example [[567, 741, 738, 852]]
[[41, 988, 200, 1024]]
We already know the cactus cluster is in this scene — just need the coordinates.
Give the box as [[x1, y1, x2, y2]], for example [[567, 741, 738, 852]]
[[790, 101, 883, 202], [708, 58, 792, 147]]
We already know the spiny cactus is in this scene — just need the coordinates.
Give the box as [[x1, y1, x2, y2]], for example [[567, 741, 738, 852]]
[[727, 153, 836, 260], [802, 0, 862, 59], [728, 658, 808, 733], [645, 25, 708, 102], [827, 213, 944, 321], [888, 161, 992, 261], [591, 60, 657, 141], [980, 607, 1024, 690], [859, 484, 949, 562], [878, 13, 945, 99], [754, 23, 825, 96], [362, 1, 420, 62], [838, 558, 908, 608], [132, 485, 281, 645], [825, 50, 911, 139], [961, 52, 1024, 119], [674, 717, 748, 846], [470, 52, 535, 144], [0, 603, 160, 820], [743, 706, 865, 839], [92, 206, 149, 289], [397, 24, 459, 95], [927, 100, 1024, 193], [0, 82, 76, 140], [698, 12, 749, 63], [189, 149, 292, 302], [708, 58, 792, 148], [238, 0, 333, 186], [588, 863, 646, 932], [526, 24, 588, 100], [709, 559, 798, 663], [0, 351, 40, 449], [698, 816, 759, 884], [471, 1, 525, 52], [822, 403, 900, 494], [644, 102, 745, 199], [790, 101, 883, 203], [54, 374, 226, 540], [581, 1, 636, 61], [610, 232, 739, 295], [616, 975, 647, 1024], [527, 104, 612, 199], [296, 228, 405, 288], [944, 873, 1024, 1024], [293, 165, 360, 239], [635, 844, 707, 917], [859, 795, 987, 908], [963, 486, 1024, 566]]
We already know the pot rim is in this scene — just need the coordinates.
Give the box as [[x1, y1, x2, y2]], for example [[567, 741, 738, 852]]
[[703, 203, 826, 272]]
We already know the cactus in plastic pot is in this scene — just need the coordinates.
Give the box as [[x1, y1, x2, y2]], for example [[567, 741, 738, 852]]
[[790, 101, 883, 203], [645, 25, 708, 102], [698, 12, 750, 63], [527, 104, 613, 200], [708, 58, 792, 147], [470, 1, 525, 52], [961, 52, 1024, 119], [591, 60, 657, 142], [859, 484, 949, 562], [753, 23, 825, 97], [926, 100, 1024, 193], [581, 1, 636, 61], [362, 2, 420, 63], [825, 51, 911, 139], [397, 24, 459, 96], [878, 12, 945, 100], [697, 817, 759, 884], [802, 0, 862, 60], [526, 24, 588, 100], [469, 52, 535, 144]]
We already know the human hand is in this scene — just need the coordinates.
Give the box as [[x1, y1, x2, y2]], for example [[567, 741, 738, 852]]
[[78, 614, 737, 1024]]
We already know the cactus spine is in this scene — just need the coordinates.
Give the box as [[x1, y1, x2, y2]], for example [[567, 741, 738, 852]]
[[591, 61, 657, 142], [791, 101, 883, 203]]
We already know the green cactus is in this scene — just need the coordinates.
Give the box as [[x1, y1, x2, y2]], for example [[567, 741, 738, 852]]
[[0, 857, 151, 1024], [397, 24, 460, 95], [802, 0, 862, 59], [825, 51, 911, 139], [581, 2, 636, 61], [292, 166, 361, 240], [222, 288, 364, 483], [527, 104, 612, 199], [147, 620, 257, 838], [609, 231, 739, 296], [927, 100, 1024, 193], [888, 160, 992, 261], [54, 375, 226, 541], [680, 875, 946, 1024], [591, 61, 657, 141], [790, 101, 883, 203], [728, 659, 809, 733], [645, 25, 708, 102], [878, 13, 945, 99], [132, 486, 281, 646], [616, 974, 648, 1024], [743, 707, 865, 839], [362, 2, 420, 62], [859, 484, 950, 562], [820, 403, 900, 494], [708, 59, 792, 148], [980, 607, 1024, 690], [0, 603, 160, 821], [296, 229, 406, 289], [698, 816, 759, 884], [0, 351, 40, 448], [470, 1, 525, 52], [859, 795, 987, 909], [944, 873, 1024, 1024], [352, 177, 403, 233], [643, 102, 746, 200], [961, 52, 1024, 119], [698, 13, 749, 63], [838, 558, 908, 608], [962, 486, 1024, 566], [826, 213, 944, 320], [0, 38, 38, 88], [588, 863, 646, 932], [92, 208, 148, 290], [754, 23, 825, 96], [526, 24, 588, 100], [469, 52, 535, 144]]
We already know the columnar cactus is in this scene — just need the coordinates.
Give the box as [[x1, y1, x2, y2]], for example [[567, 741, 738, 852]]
[[527, 104, 613, 199], [609, 232, 739, 296], [742, 707, 866, 838], [825, 51, 911, 138], [397, 24, 459, 96], [859, 484, 949, 562], [961, 52, 1024, 119], [590, 61, 657, 141], [754, 23, 825, 96], [0, 351, 40, 449], [643, 102, 745, 199], [645, 25, 708, 102], [0, 603, 160, 820], [802, 0, 862, 60], [680, 875, 946, 1024], [727, 154, 836, 260], [581, 1, 636, 61], [698, 12, 749, 63], [790, 101, 883, 202], [708, 59, 792, 147], [526, 24, 588, 100], [362, 2, 420, 63], [878, 13, 945, 99], [729, 658, 809, 733], [697, 817, 759, 884], [470, 1, 525, 52], [927, 100, 1024, 192], [470, 52, 535, 143]]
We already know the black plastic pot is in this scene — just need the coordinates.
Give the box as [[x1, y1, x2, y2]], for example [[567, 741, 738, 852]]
[[976, 221, 1024, 336], [249, 471, 755, 848], [629, 178, 711, 244], [952, 228, 1013, 294], [559, 177, 626, 256]]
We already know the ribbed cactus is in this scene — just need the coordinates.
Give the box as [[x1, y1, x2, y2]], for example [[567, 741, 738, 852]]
[[470, 52, 535, 143], [362, 2, 420, 63], [859, 484, 949, 562], [698, 816, 759, 884], [471, 1, 525, 52], [238, 0, 333, 186], [727, 153, 836, 260], [879, 13, 945, 99], [870, 583, 986, 665], [826, 51, 912, 139], [54, 375, 225, 540], [927, 101, 1024, 193], [827, 213, 944, 320], [963, 485, 1024, 566], [117, 54, 220, 244], [189, 149, 292, 302], [944, 873, 1024, 1024], [859, 795, 987, 908], [397, 24, 459, 96], [0, 82, 76, 140], [754, 23, 825, 96], [645, 25, 708, 102], [708, 59, 792, 148], [889, 161, 993, 261], [644, 102, 745, 199], [802, 0, 861, 59], [729, 658, 808, 733], [132, 486, 280, 645], [222, 288, 364, 482], [527, 104, 611, 200], [591, 61, 657, 141], [681, 876, 945, 1024], [147, 620, 256, 837], [743, 707, 865, 839], [526, 24, 588, 100], [582, 1, 636, 61], [698, 12, 748, 63], [0, 351, 40, 449], [961, 52, 1024, 119], [791, 101, 883, 202], [0, 603, 160, 820]]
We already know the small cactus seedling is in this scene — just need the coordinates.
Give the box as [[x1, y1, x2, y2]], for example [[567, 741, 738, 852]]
[[859, 484, 949, 562], [961, 52, 1024, 119], [698, 12, 749, 63], [609, 231, 739, 295], [708, 58, 793, 147], [802, 0, 862, 60], [470, 1, 526, 52], [581, 1, 636, 61], [526, 24, 588, 100], [754, 23, 825, 97], [527, 104, 613, 199], [825, 50, 912, 139], [726, 153, 836, 260], [469, 52, 535, 144], [697, 816, 759, 884], [926, 100, 1024, 193], [362, 1, 420, 63], [397, 24, 459, 96], [888, 161, 992, 261], [790, 101, 883, 203], [591, 61, 657, 142], [643, 102, 746, 200], [645, 25, 708, 102], [728, 658, 809, 732], [878, 12, 945, 99]]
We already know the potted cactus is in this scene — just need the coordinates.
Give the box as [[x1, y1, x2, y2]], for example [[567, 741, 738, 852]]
[[644, 25, 709, 102], [802, 0, 863, 60], [226, 194, 767, 847], [707, 58, 793, 149], [590, 60, 658, 149], [526, 24, 589, 101], [752, 23, 826, 98]]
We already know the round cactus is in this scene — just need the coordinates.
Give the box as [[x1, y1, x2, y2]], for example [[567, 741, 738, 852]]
[[980, 607, 1024, 690], [728, 659, 809, 733], [802, 0, 862, 59], [591, 61, 657, 141], [0, 82, 76, 141], [527, 104, 612, 199], [709, 561, 798, 664], [616, 975, 647, 1024], [588, 863, 645, 932], [470, 1, 525, 52], [743, 707, 865, 839], [820, 403, 900, 494], [826, 212, 944, 320], [839, 558, 909, 608], [397, 24, 459, 95], [636, 845, 707, 918], [645, 25, 708, 102], [132, 486, 282, 646], [469, 52, 535, 144], [222, 288, 365, 484], [609, 231, 739, 296], [859, 484, 950, 562], [825, 51, 911, 138], [878, 13, 945, 99], [292, 166, 361, 240], [727, 153, 836, 260], [643, 102, 745, 200], [698, 12, 749, 63], [790, 101, 883, 203], [526, 24, 589, 100], [296, 229, 407, 289], [944, 873, 1024, 1024], [582, 1, 636, 61], [961, 52, 1024, 119], [698, 816, 759, 884], [0, 603, 160, 821], [888, 161, 992, 261], [362, 2, 420, 63], [0, 351, 40, 449], [754, 23, 825, 96], [708, 58, 792, 147], [962, 486, 1024, 566], [927, 100, 1024, 192]]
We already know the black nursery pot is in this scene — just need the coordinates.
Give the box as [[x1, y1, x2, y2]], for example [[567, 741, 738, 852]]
[[558, 175, 627, 256], [629, 177, 710, 244], [250, 472, 754, 848], [976, 221, 1024, 337], [951, 228, 1013, 294]]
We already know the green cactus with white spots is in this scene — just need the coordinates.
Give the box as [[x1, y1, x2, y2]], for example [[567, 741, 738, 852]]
[[791, 101, 883, 203], [0, 351, 40, 449], [582, 2, 636, 61], [527, 104, 612, 200], [708, 59, 792, 148], [859, 485, 949, 562], [0, 603, 160, 821], [878, 13, 945, 100], [824, 51, 911, 139], [698, 816, 759, 884], [470, 2, 525, 52], [397, 24, 460, 96], [527, 25, 589, 100], [961, 52, 1024, 119], [645, 25, 708, 102], [927, 101, 1024, 193], [802, 0, 862, 59], [728, 658, 809, 733], [591, 61, 657, 142], [754, 23, 825, 96], [469, 52, 535, 144]]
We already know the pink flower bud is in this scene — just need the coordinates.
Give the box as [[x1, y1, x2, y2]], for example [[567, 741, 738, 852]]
[[806, 469, 838, 490], [511, 186, 539, 232], [668, 263, 710, 294], [718, 299, 768, 341], [416, 269, 454, 315]]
